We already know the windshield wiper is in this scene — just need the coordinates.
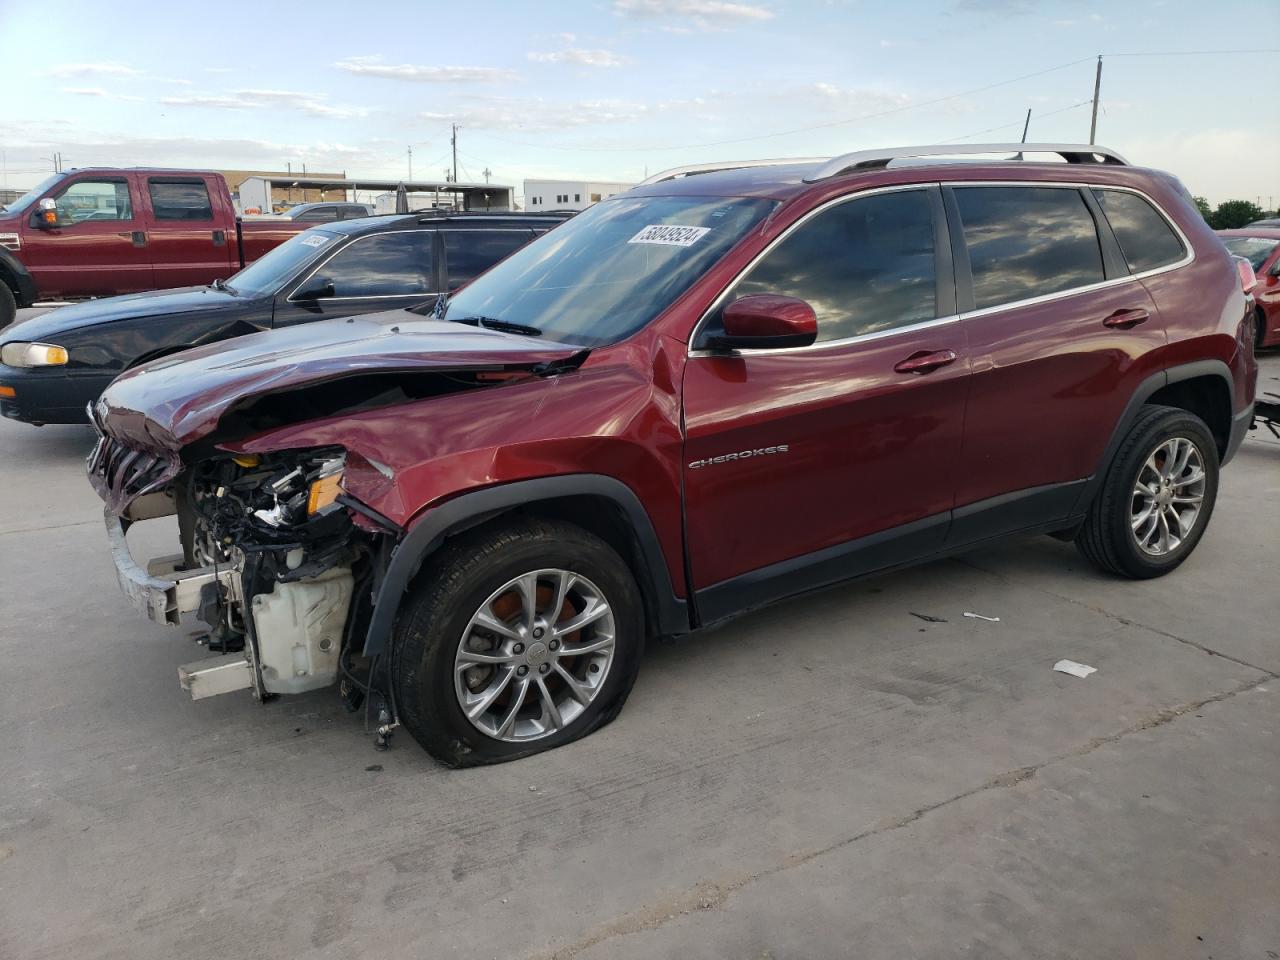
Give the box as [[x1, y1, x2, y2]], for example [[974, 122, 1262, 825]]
[[451, 316, 543, 337]]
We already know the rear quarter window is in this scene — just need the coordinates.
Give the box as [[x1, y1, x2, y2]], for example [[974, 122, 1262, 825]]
[[1092, 188, 1186, 273]]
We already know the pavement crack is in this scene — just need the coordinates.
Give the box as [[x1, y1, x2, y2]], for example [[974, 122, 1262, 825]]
[[949, 555, 1279, 678], [529, 674, 1271, 960], [0, 519, 100, 537]]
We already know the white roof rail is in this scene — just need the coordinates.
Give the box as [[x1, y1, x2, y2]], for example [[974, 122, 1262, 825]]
[[803, 143, 1128, 182], [637, 157, 828, 187]]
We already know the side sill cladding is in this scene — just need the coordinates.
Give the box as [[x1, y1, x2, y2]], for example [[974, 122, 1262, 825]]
[[361, 474, 690, 657]]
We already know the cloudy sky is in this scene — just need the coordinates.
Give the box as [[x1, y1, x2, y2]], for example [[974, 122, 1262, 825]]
[[4, 0, 1276, 205]]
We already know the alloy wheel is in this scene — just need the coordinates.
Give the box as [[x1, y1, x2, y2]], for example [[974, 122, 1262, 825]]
[[1130, 436, 1206, 557]]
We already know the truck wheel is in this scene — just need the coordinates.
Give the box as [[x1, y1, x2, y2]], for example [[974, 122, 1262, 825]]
[[1076, 404, 1219, 579], [390, 518, 645, 766], [0, 282, 15, 329]]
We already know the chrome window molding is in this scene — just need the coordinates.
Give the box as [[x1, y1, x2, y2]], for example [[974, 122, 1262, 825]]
[[687, 180, 1194, 358]]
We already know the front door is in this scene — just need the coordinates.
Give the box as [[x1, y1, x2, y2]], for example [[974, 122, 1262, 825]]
[[20, 174, 153, 298], [681, 186, 969, 621], [273, 229, 441, 326]]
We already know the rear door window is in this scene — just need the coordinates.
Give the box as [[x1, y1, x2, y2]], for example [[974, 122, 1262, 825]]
[[725, 189, 938, 343], [1092, 188, 1186, 273], [310, 231, 434, 298], [953, 186, 1105, 310], [148, 180, 214, 221], [442, 229, 535, 291], [297, 206, 340, 222]]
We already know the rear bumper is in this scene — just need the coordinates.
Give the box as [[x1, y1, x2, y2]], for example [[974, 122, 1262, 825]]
[[1223, 403, 1254, 466], [0, 366, 113, 424], [104, 507, 239, 626]]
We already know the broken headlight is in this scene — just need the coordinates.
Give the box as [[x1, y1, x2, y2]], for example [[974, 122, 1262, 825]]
[[253, 454, 346, 528]]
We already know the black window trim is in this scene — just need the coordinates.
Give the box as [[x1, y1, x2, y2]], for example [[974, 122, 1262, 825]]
[[689, 183, 958, 356], [285, 228, 442, 303], [944, 180, 1195, 321]]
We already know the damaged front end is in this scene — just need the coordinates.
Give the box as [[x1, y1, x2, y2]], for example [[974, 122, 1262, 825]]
[[93, 438, 377, 704]]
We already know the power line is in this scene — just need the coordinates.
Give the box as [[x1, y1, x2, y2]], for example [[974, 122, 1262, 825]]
[[945, 100, 1093, 143]]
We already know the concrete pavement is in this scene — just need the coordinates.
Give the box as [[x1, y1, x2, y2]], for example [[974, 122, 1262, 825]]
[[0, 334, 1276, 959]]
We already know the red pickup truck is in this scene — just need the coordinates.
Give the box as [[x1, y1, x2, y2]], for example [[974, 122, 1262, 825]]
[[0, 168, 311, 326]]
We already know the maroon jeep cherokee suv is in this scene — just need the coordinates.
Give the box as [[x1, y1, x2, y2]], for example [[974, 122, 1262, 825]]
[[89, 144, 1257, 765]]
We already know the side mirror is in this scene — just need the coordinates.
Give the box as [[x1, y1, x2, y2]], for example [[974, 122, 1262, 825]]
[[707, 294, 818, 351], [33, 198, 60, 229], [294, 276, 336, 300]]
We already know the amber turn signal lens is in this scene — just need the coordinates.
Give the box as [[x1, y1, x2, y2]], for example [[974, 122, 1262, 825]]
[[0, 385, 14, 398], [306, 472, 344, 516], [231, 454, 261, 468]]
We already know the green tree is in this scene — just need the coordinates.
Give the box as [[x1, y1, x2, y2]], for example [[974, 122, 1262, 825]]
[[1210, 199, 1265, 230], [1192, 196, 1213, 222]]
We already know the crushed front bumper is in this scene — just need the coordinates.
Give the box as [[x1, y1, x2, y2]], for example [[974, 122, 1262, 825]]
[[104, 507, 240, 626]]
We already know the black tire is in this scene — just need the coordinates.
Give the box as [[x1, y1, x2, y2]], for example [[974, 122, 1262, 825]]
[[1076, 404, 1219, 579], [0, 282, 15, 330], [390, 517, 645, 767]]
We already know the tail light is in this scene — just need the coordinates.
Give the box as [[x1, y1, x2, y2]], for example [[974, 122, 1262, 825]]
[[1234, 256, 1257, 294]]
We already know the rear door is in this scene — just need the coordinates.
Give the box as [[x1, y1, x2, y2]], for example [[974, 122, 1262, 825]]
[[944, 182, 1168, 542], [441, 228, 537, 292], [681, 186, 969, 619], [144, 176, 237, 288], [272, 228, 439, 326], [19, 173, 153, 297]]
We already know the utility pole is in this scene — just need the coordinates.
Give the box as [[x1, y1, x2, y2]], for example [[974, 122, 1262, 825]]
[[407, 146, 413, 180], [451, 124, 458, 184], [1088, 55, 1103, 145], [482, 167, 492, 184]]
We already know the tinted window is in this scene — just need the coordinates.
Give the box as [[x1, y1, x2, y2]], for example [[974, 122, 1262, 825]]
[[149, 180, 214, 221], [1093, 189, 1185, 272], [318, 232, 434, 297], [1222, 237, 1279, 273], [443, 230, 533, 290], [955, 186, 1104, 310], [55, 179, 133, 222], [341, 205, 370, 219], [229, 230, 339, 297], [726, 189, 936, 342]]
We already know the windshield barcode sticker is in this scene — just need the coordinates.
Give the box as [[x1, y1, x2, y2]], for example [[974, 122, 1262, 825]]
[[301, 235, 330, 247], [628, 224, 711, 247]]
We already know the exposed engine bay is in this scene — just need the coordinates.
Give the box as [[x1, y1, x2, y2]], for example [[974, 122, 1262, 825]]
[[105, 446, 390, 721]]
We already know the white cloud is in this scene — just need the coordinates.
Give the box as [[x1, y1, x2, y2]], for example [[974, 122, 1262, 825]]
[[334, 56, 516, 83], [528, 48, 626, 67], [46, 61, 142, 78], [421, 95, 659, 132], [61, 87, 145, 102], [159, 89, 369, 119], [612, 0, 774, 28]]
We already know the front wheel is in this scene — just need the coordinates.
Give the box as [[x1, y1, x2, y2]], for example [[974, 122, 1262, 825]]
[[390, 518, 645, 766], [0, 282, 16, 329], [1076, 405, 1219, 579]]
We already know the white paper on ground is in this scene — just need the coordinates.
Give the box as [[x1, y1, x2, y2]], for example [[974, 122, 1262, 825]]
[[1054, 659, 1097, 678], [963, 612, 1000, 622]]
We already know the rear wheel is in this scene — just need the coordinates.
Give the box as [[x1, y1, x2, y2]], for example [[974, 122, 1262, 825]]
[[0, 282, 16, 329], [390, 518, 645, 766], [1076, 405, 1219, 579]]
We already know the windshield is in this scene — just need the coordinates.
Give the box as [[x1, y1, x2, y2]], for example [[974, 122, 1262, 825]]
[[1223, 237, 1279, 272], [227, 228, 341, 296], [1, 173, 65, 216], [437, 195, 777, 347]]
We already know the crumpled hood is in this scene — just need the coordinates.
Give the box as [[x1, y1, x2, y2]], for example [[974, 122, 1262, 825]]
[[1, 286, 241, 342], [95, 308, 583, 451]]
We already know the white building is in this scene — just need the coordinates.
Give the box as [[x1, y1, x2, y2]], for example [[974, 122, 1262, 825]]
[[523, 179, 633, 212]]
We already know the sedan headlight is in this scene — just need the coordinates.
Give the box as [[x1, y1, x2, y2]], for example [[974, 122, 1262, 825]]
[[1, 342, 69, 367]]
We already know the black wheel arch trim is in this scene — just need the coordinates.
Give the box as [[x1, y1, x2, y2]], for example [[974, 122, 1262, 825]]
[[0, 249, 37, 306], [1069, 358, 1237, 516], [361, 474, 689, 657]]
